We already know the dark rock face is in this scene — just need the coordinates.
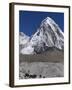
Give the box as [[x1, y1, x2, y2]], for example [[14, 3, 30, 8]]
[[24, 73, 37, 78], [25, 73, 29, 77], [29, 74, 37, 78], [23, 73, 46, 79]]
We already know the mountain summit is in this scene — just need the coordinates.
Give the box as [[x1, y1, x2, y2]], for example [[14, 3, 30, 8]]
[[20, 17, 64, 54]]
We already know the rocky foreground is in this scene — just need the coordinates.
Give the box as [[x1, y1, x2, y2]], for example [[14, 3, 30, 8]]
[[19, 62, 64, 79]]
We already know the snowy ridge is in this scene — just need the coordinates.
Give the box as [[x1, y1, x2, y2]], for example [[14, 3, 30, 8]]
[[19, 32, 30, 45], [20, 17, 64, 54], [19, 32, 30, 52]]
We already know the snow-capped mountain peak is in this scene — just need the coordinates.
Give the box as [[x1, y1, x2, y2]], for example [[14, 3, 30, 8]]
[[20, 17, 64, 54], [30, 17, 64, 49], [41, 17, 64, 36]]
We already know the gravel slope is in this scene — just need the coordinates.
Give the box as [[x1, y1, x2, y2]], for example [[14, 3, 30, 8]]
[[19, 62, 64, 79]]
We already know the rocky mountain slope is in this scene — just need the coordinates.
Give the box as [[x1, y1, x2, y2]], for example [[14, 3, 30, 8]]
[[19, 17, 64, 54]]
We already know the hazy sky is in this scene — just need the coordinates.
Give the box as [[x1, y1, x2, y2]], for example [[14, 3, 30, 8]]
[[19, 11, 64, 36]]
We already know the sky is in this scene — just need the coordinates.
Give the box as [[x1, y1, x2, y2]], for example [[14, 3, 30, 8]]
[[19, 11, 64, 36]]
